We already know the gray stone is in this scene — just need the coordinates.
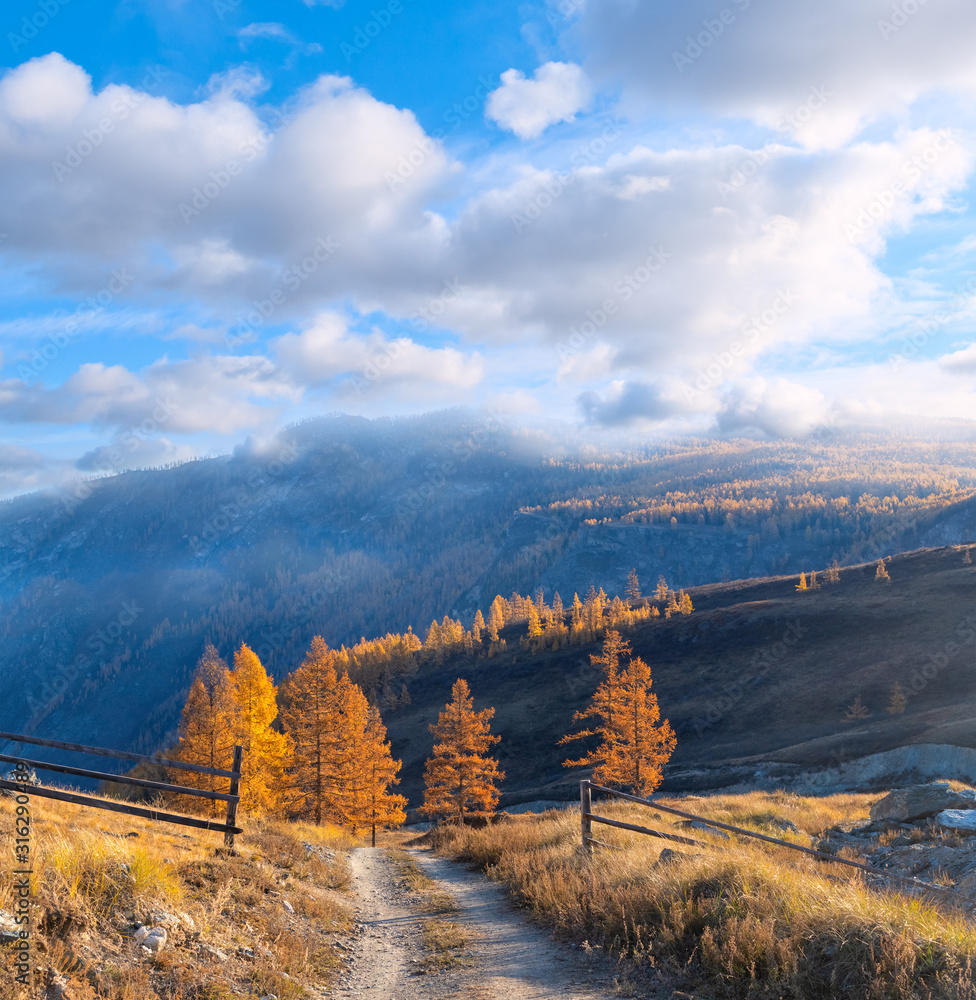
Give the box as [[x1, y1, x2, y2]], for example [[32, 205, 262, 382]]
[[282, 899, 295, 914], [936, 809, 976, 832], [143, 929, 167, 953], [198, 943, 228, 962], [134, 925, 167, 952], [869, 784, 975, 823]]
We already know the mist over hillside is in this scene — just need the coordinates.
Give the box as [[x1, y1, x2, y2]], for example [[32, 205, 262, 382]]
[[1, 411, 974, 768]]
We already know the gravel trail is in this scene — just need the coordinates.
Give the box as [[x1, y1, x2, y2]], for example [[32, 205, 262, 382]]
[[334, 846, 631, 999]]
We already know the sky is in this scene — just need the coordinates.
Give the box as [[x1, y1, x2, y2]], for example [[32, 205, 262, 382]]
[[0, 0, 975, 495]]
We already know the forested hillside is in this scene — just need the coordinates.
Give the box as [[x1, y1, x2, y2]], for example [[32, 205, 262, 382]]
[[0, 411, 974, 766]]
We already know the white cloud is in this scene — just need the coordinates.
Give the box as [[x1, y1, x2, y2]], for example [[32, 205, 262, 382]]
[[0, 53, 90, 130], [486, 62, 590, 139], [578, 0, 976, 147], [716, 377, 830, 438], [273, 312, 484, 393], [939, 343, 976, 373], [0, 356, 298, 434]]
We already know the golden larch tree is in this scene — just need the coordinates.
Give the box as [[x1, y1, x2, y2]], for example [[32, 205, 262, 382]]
[[615, 655, 676, 795], [279, 636, 343, 824], [173, 643, 236, 816], [421, 678, 504, 824], [559, 630, 631, 785], [280, 635, 371, 827], [356, 705, 407, 845], [230, 643, 290, 815]]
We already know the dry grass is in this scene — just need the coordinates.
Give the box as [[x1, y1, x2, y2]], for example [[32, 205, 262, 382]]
[[385, 848, 474, 972], [430, 793, 976, 999], [387, 848, 458, 914], [0, 791, 354, 999]]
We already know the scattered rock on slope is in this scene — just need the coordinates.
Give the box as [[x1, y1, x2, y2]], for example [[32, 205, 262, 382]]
[[936, 809, 976, 833], [869, 784, 976, 823]]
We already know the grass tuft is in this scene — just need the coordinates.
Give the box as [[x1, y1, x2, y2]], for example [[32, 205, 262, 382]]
[[430, 792, 976, 999]]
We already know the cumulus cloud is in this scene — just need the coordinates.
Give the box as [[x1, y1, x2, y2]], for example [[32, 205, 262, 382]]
[[578, 380, 687, 426], [939, 343, 976, 373], [273, 312, 484, 395], [0, 55, 454, 305], [716, 377, 831, 438], [578, 0, 976, 147], [486, 62, 590, 139], [0, 356, 297, 434], [76, 436, 198, 473]]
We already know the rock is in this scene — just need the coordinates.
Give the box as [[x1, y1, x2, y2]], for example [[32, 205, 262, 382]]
[[143, 929, 167, 953], [815, 839, 838, 856], [771, 818, 800, 833], [936, 810, 976, 832], [282, 900, 295, 914], [690, 820, 730, 839], [654, 848, 685, 866], [237, 946, 255, 961], [198, 943, 228, 963], [869, 784, 975, 823], [0, 930, 21, 946], [134, 926, 166, 952]]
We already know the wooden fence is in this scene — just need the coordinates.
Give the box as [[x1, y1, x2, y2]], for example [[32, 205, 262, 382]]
[[580, 780, 974, 908], [0, 730, 243, 847]]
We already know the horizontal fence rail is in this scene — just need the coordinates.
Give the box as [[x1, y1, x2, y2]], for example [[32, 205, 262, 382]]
[[0, 751, 239, 803], [0, 730, 244, 845], [581, 780, 975, 909], [0, 730, 237, 778]]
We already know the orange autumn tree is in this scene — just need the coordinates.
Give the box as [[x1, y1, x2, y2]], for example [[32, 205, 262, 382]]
[[173, 643, 236, 816], [279, 635, 346, 824], [421, 678, 504, 824], [230, 643, 291, 814], [356, 705, 407, 846], [561, 630, 676, 795], [615, 655, 676, 795], [559, 630, 630, 784], [280, 636, 406, 836]]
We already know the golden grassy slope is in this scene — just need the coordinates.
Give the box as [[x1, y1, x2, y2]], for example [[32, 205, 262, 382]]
[[0, 791, 355, 999], [431, 791, 976, 999]]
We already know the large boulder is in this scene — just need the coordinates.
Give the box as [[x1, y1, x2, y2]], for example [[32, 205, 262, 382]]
[[869, 784, 976, 823], [935, 809, 976, 833]]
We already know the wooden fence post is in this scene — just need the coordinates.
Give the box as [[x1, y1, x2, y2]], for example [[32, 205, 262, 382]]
[[580, 779, 592, 854], [225, 745, 243, 849]]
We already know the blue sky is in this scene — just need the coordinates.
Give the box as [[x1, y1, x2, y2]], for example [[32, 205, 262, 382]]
[[0, 0, 975, 494]]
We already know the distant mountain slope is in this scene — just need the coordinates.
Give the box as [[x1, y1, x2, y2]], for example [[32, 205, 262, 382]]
[[0, 412, 973, 773], [387, 545, 976, 807]]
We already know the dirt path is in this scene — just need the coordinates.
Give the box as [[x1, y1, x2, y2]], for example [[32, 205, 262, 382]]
[[334, 846, 630, 999]]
